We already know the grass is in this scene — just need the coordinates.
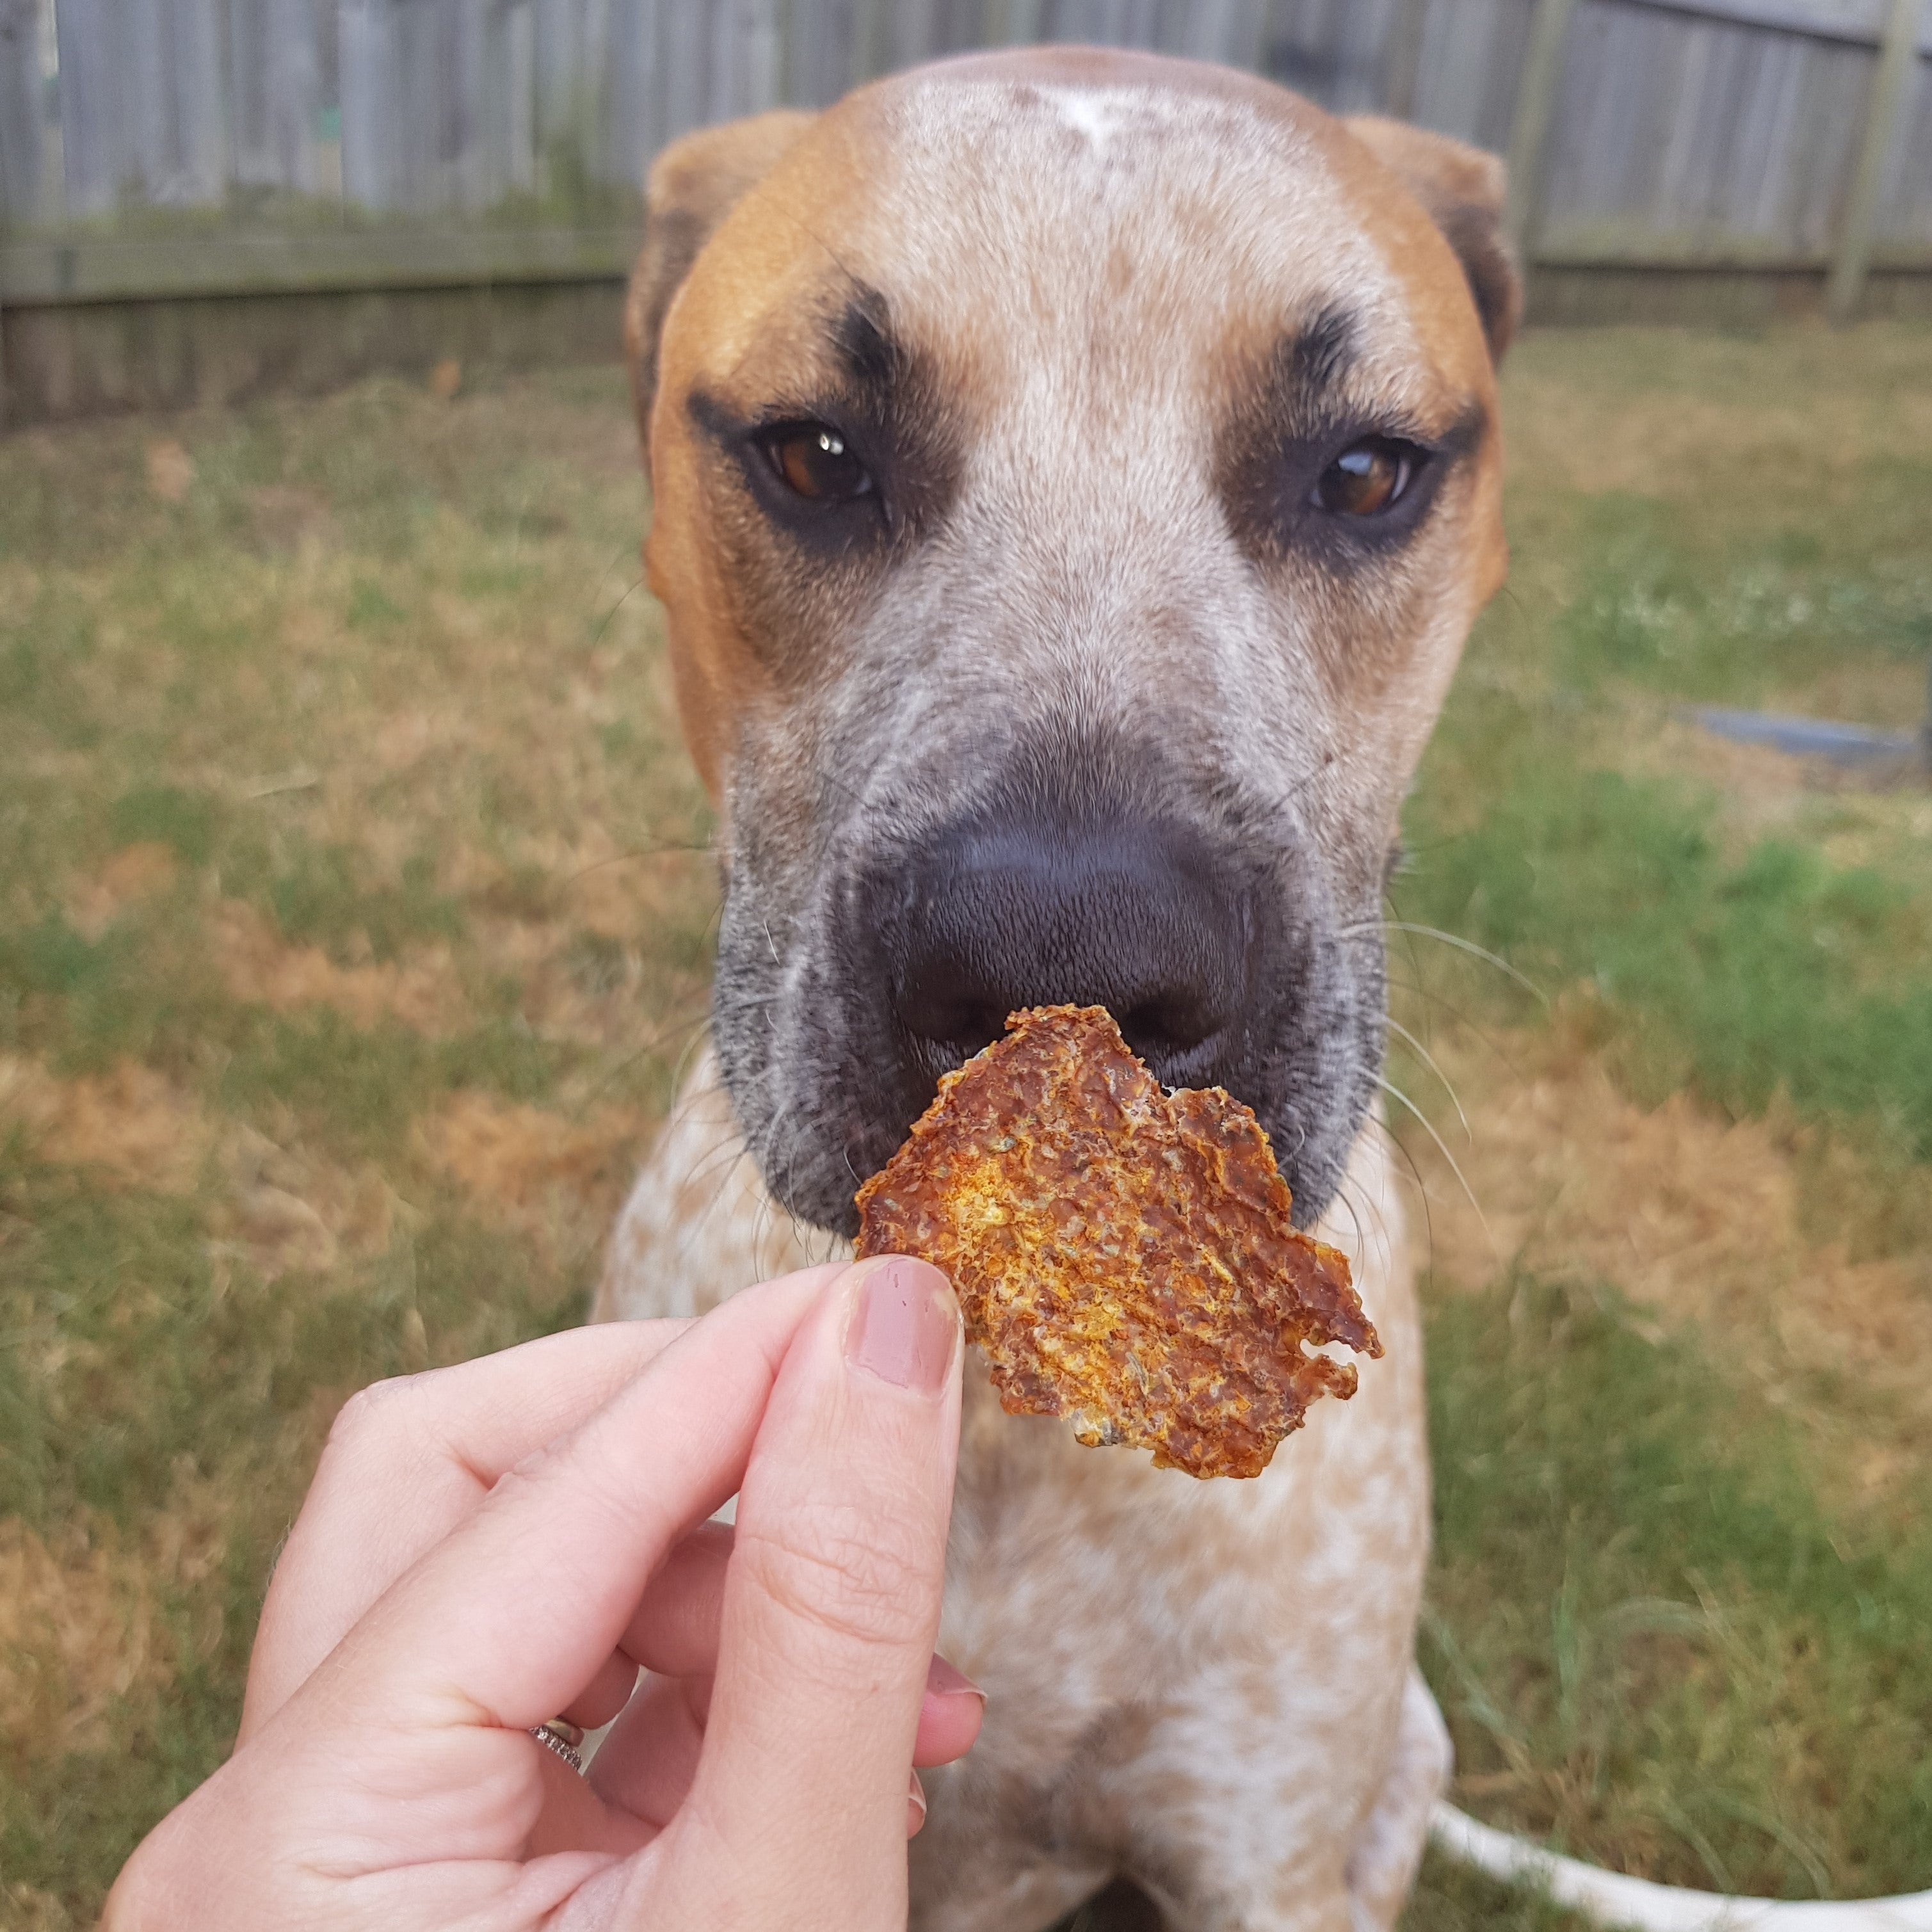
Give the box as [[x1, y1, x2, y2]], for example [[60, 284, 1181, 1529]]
[[1426, 1276, 1932, 1898], [1, 325, 1929, 1929], [1385, 323, 1932, 1922]]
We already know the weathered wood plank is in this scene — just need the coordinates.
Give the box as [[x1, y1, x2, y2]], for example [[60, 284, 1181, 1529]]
[[57, 0, 229, 216], [339, 0, 403, 210], [226, 0, 323, 194], [0, 0, 41, 226], [1506, 0, 1581, 249], [1266, 0, 1405, 113], [783, 0, 861, 107], [1409, 0, 1536, 150], [604, 0, 661, 193], [481, 0, 538, 202]]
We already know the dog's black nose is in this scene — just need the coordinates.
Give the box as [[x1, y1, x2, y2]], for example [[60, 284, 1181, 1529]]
[[878, 810, 1257, 1089]]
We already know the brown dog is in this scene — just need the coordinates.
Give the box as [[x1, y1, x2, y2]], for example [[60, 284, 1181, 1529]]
[[595, 45, 1515, 1931]]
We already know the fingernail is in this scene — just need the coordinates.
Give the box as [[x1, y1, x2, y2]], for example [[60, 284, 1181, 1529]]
[[926, 1654, 985, 1704], [907, 1769, 928, 1835], [845, 1257, 958, 1394]]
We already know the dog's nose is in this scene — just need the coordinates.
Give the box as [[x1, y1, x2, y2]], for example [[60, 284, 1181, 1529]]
[[880, 812, 1256, 1088]]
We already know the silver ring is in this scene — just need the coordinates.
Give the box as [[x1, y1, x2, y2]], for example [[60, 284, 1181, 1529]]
[[531, 1719, 585, 1775]]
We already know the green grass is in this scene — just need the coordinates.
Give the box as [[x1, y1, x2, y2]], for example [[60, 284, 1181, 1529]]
[[1424, 1275, 1932, 1899], [1399, 759, 1932, 1153], [1386, 323, 1932, 1931], [1397, 326, 1932, 1161], [3, 330, 1931, 1931]]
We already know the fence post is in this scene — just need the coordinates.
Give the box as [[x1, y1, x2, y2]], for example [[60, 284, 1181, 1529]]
[[1826, 0, 1921, 325], [1381, 0, 1433, 120], [1503, 0, 1578, 264]]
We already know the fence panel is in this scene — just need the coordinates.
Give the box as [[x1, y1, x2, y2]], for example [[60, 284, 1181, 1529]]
[[0, 0, 39, 224], [225, 0, 322, 192], [1410, 0, 1538, 150], [1541, 0, 1872, 259], [56, 0, 227, 216], [4, 0, 1932, 297], [782, 0, 864, 108], [1262, 0, 1398, 114]]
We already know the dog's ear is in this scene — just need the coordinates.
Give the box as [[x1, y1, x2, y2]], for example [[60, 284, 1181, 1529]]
[[624, 109, 818, 449], [1341, 116, 1521, 365]]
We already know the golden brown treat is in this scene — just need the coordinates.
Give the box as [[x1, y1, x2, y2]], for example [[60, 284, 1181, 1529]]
[[855, 1005, 1380, 1478]]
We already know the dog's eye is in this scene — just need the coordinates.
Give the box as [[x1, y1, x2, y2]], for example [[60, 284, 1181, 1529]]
[[762, 423, 873, 503], [1314, 439, 1421, 517]]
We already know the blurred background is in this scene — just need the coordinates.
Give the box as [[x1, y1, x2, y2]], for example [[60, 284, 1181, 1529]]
[[1, 4, 1928, 1929], [3, 0, 1932, 413]]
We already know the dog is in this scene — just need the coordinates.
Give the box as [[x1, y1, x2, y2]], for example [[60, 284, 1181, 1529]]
[[593, 45, 1517, 1931]]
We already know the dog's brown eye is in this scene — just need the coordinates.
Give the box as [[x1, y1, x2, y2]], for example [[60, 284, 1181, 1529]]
[[1315, 439, 1415, 517], [765, 424, 872, 503]]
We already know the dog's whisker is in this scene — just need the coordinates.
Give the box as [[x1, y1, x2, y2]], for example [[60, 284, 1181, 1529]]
[[1383, 1016, 1472, 1145], [1250, 747, 1337, 819], [676, 1134, 765, 1264], [1378, 921, 1546, 1004], [1376, 1075, 1494, 1257], [563, 840, 719, 885], [669, 1020, 720, 1106], [582, 1009, 709, 1107], [584, 535, 642, 615], [1367, 1112, 1438, 1277], [1330, 1179, 1367, 1264], [589, 575, 647, 650], [1334, 1171, 1395, 1284], [1380, 975, 1531, 1075]]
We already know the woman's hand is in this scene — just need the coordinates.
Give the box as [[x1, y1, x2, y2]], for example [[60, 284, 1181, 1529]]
[[105, 1256, 976, 1929]]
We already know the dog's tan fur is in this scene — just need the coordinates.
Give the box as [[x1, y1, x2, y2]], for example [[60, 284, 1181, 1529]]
[[597, 48, 1513, 1931]]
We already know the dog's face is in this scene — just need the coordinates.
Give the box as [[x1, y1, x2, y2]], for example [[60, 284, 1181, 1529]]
[[631, 50, 1515, 1239]]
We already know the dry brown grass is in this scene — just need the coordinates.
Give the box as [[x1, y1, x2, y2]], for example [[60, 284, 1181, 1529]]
[[209, 899, 472, 1034], [0, 1056, 213, 1194], [1395, 1007, 1932, 1514]]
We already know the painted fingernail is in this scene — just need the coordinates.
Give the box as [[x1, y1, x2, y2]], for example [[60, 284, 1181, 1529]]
[[926, 1654, 985, 1703], [845, 1257, 958, 1394]]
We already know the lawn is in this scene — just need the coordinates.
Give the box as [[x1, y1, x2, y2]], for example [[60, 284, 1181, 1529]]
[[2, 325, 1929, 1929]]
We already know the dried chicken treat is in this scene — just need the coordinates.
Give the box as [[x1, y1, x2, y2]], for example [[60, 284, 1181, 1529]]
[[855, 1004, 1379, 1478]]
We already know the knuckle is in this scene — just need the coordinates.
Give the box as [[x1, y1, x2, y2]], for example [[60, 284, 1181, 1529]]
[[325, 1378, 398, 1453], [735, 1501, 938, 1655], [319, 1371, 430, 1470]]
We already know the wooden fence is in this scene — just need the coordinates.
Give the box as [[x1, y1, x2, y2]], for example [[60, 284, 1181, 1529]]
[[1, 0, 1929, 418]]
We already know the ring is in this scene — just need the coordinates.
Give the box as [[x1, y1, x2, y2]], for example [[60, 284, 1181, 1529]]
[[530, 1718, 586, 1775]]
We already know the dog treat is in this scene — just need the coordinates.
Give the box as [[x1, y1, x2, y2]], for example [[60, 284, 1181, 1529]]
[[854, 1004, 1379, 1478]]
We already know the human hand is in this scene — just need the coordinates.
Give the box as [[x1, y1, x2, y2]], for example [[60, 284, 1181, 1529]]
[[104, 1256, 974, 1929]]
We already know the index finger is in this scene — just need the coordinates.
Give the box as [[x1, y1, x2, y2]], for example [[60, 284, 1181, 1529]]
[[243, 1264, 848, 1738], [303, 1262, 844, 1740]]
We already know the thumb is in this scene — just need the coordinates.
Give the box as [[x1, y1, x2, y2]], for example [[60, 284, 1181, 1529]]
[[665, 1255, 963, 1928]]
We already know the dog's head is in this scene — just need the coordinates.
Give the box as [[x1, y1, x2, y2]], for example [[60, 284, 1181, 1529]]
[[625, 49, 1516, 1239]]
